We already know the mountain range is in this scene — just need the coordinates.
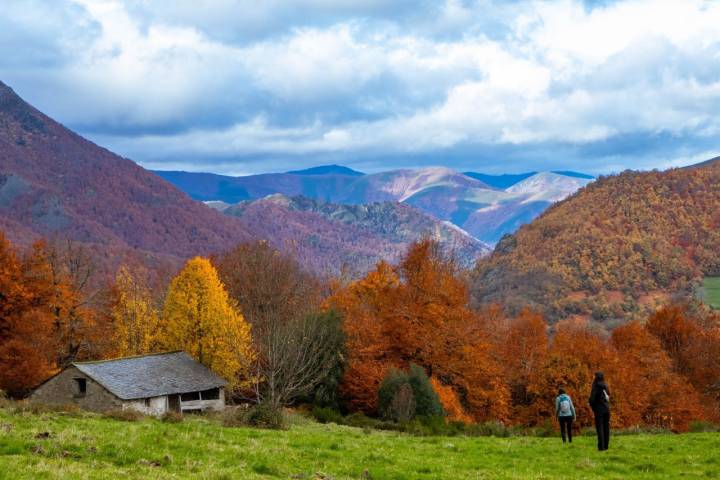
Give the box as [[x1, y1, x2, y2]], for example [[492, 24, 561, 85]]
[[156, 166, 594, 244], [3, 78, 719, 323], [0, 81, 488, 275]]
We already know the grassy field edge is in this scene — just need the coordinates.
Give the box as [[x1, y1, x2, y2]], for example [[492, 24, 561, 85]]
[[1, 407, 720, 479]]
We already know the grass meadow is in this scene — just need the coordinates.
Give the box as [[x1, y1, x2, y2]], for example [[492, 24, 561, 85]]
[[1, 406, 719, 479], [703, 277, 720, 309]]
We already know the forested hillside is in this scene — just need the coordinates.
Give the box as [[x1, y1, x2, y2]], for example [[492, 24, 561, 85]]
[[471, 160, 720, 322], [223, 194, 489, 275], [0, 81, 252, 265]]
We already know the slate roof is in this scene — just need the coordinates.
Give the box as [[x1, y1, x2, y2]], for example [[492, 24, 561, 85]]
[[72, 351, 227, 400]]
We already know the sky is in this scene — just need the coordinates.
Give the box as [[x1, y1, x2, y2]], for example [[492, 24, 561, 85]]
[[2, 0, 720, 176]]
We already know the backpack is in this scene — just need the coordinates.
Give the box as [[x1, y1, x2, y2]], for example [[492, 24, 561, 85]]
[[558, 396, 572, 416]]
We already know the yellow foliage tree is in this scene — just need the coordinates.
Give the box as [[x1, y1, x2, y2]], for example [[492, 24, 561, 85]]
[[158, 257, 254, 389], [110, 266, 159, 357]]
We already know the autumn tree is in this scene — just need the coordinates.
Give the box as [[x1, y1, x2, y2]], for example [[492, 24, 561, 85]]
[[329, 239, 510, 421], [430, 376, 473, 423], [647, 304, 720, 421], [611, 321, 702, 431], [215, 242, 343, 408], [158, 257, 254, 389], [328, 260, 399, 413], [0, 233, 56, 394], [499, 309, 549, 423], [0, 234, 111, 395], [524, 318, 617, 427], [109, 265, 160, 356], [42, 239, 109, 367]]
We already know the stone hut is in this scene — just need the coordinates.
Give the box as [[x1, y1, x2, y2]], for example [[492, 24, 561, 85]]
[[31, 351, 227, 415]]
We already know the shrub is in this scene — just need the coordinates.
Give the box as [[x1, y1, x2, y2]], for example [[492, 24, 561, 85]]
[[377, 364, 445, 422], [378, 369, 409, 421], [407, 365, 444, 418], [344, 412, 380, 429], [689, 421, 720, 433], [105, 409, 144, 422], [246, 403, 285, 429], [312, 406, 344, 424], [222, 403, 286, 430]]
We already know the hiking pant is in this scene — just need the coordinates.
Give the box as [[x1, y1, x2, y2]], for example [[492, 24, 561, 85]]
[[559, 417, 573, 443], [594, 412, 610, 451]]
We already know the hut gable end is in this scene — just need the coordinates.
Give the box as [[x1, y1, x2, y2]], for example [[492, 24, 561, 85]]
[[31, 365, 123, 411]]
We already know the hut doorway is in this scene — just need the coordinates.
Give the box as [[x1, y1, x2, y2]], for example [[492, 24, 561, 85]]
[[168, 394, 180, 412]]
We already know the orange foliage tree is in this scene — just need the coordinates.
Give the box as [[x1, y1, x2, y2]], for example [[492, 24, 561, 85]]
[[328, 261, 399, 413], [0, 234, 56, 394], [647, 304, 720, 422], [524, 318, 615, 428], [328, 239, 508, 421], [611, 321, 702, 431], [0, 233, 110, 395], [498, 309, 549, 424]]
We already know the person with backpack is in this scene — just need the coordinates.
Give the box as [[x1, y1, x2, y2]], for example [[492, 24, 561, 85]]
[[555, 388, 576, 443], [589, 371, 611, 451]]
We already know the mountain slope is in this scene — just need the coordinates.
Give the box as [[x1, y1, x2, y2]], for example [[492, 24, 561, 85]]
[[222, 194, 490, 275], [471, 161, 720, 323], [0, 80, 252, 262]]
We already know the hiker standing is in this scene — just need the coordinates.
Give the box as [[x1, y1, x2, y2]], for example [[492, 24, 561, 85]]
[[589, 371, 611, 451], [555, 388, 576, 443]]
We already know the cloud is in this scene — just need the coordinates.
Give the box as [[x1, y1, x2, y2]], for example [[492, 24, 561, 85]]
[[1, 0, 719, 174]]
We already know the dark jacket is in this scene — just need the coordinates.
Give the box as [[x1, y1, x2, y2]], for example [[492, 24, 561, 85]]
[[589, 382, 610, 414]]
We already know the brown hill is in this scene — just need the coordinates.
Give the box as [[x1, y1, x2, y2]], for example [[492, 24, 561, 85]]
[[471, 160, 720, 323], [223, 194, 490, 276], [0, 80, 252, 266]]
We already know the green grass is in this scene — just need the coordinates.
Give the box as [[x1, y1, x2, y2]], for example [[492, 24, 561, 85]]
[[1, 407, 719, 479], [703, 277, 720, 309]]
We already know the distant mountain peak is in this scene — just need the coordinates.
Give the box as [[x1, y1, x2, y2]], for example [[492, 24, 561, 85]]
[[286, 164, 364, 176]]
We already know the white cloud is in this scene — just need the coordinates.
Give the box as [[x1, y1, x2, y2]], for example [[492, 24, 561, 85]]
[[1, 0, 720, 173]]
